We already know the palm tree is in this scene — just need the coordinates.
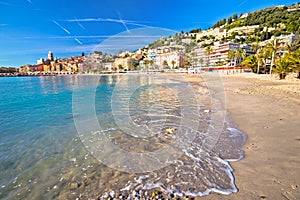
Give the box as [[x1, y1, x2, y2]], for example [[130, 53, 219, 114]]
[[288, 49, 300, 78], [183, 58, 190, 70], [265, 38, 278, 75], [251, 40, 260, 53], [274, 57, 293, 80], [256, 48, 264, 74], [260, 45, 272, 74], [292, 34, 300, 51], [241, 48, 247, 63], [162, 60, 168, 69], [242, 55, 258, 72], [228, 49, 235, 66], [235, 48, 246, 66], [171, 60, 176, 69], [205, 46, 213, 67], [286, 42, 297, 53]]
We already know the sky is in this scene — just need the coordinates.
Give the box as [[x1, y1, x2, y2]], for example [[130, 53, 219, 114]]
[[0, 0, 298, 67]]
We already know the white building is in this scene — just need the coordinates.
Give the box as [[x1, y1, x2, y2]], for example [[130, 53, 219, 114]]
[[155, 51, 185, 69], [193, 42, 253, 67]]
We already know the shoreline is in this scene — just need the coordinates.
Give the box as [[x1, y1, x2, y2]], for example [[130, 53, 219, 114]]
[[201, 73, 300, 199]]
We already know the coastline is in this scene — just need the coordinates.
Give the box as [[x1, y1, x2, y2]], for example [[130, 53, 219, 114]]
[[201, 73, 300, 199]]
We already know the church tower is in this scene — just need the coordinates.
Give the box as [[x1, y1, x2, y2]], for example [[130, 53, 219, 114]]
[[48, 51, 54, 61]]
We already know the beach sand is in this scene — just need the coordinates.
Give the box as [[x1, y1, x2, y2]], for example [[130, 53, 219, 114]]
[[201, 73, 300, 200]]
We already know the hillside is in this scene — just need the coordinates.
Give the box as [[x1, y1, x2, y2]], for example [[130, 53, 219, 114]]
[[215, 3, 300, 34], [147, 3, 300, 51]]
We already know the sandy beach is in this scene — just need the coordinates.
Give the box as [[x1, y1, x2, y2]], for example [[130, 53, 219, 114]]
[[201, 73, 300, 200]]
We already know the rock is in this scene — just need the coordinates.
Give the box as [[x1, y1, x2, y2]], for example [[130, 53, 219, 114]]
[[70, 182, 79, 189], [165, 128, 175, 135], [291, 184, 298, 190]]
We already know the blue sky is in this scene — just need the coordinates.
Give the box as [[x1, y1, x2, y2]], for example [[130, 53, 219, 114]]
[[0, 0, 298, 67]]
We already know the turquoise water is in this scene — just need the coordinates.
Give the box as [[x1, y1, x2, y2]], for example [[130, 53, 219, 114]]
[[0, 76, 80, 199], [0, 75, 246, 199]]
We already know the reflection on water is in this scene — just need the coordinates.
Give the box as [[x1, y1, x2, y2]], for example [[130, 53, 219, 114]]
[[0, 75, 246, 199]]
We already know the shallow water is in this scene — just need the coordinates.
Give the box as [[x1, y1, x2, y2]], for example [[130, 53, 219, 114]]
[[0, 75, 246, 199]]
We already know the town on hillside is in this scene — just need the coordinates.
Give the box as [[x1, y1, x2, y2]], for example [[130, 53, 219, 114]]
[[1, 2, 300, 79]]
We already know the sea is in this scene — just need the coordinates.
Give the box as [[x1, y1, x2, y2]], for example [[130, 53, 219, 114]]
[[0, 74, 247, 199]]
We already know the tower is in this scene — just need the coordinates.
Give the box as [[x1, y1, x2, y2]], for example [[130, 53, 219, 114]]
[[48, 51, 54, 61]]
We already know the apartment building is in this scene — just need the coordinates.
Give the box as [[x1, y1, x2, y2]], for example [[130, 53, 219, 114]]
[[193, 42, 253, 67]]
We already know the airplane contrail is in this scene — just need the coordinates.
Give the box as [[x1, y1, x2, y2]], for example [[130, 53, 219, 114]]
[[74, 16, 85, 30], [53, 20, 71, 35], [66, 18, 130, 23], [119, 17, 129, 32], [74, 38, 83, 45], [47, 35, 162, 39], [238, 0, 249, 7], [66, 18, 151, 28], [27, 0, 33, 4], [116, 11, 130, 32]]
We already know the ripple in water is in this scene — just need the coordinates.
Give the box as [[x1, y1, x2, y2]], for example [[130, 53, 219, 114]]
[[0, 75, 247, 199], [89, 75, 247, 199]]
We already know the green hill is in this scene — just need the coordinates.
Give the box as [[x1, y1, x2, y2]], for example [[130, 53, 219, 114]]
[[214, 3, 300, 34]]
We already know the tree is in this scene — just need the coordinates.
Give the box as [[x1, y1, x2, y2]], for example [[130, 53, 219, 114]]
[[288, 49, 300, 78], [286, 42, 296, 53], [265, 38, 278, 75], [162, 60, 168, 69], [118, 64, 123, 71], [228, 49, 235, 66], [235, 48, 246, 66], [274, 57, 293, 79], [251, 40, 260, 53], [112, 66, 117, 71], [205, 46, 213, 67], [171, 60, 176, 69], [183, 59, 190, 70], [233, 13, 238, 20], [242, 55, 258, 72], [256, 48, 264, 74], [293, 35, 300, 50], [260, 45, 272, 73]]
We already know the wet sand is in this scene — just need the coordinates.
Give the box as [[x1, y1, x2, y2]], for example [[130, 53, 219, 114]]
[[201, 73, 300, 200]]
